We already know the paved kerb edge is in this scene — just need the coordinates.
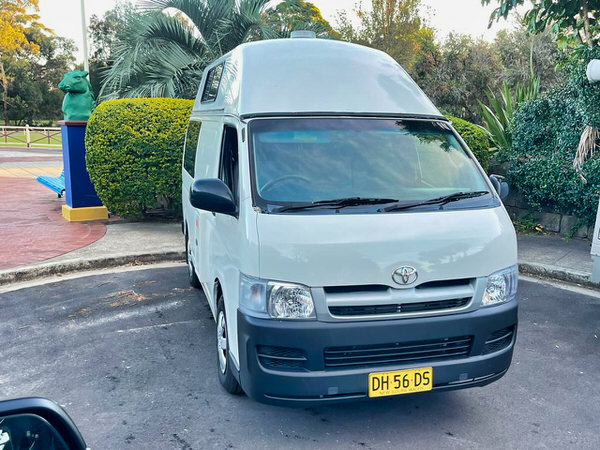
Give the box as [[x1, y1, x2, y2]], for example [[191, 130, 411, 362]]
[[0, 251, 185, 286], [1, 253, 597, 291], [518, 262, 598, 290]]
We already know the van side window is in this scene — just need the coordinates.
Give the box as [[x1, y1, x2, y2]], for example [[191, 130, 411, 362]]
[[219, 126, 239, 204], [201, 64, 224, 103], [183, 121, 202, 177]]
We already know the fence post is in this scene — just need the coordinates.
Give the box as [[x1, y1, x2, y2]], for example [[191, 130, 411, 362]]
[[25, 124, 31, 148]]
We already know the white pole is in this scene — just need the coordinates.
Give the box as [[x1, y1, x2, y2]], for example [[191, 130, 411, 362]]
[[587, 59, 600, 83], [587, 60, 600, 283], [80, 0, 89, 73]]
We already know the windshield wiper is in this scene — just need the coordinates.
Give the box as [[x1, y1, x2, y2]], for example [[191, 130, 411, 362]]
[[379, 191, 490, 212], [272, 197, 398, 213]]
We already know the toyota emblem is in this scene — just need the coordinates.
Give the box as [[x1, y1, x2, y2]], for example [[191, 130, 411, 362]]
[[392, 266, 418, 285]]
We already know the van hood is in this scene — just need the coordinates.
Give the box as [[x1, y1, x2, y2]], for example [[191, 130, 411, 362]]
[[256, 207, 516, 287]]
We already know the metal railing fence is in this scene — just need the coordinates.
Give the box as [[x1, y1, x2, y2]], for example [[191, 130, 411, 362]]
[[0, 125, 61, 147]]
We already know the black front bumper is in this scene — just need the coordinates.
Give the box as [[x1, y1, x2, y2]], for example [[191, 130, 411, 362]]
[[237, 300, 517, 406]]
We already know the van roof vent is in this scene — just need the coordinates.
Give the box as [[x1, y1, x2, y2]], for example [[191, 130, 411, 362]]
[[290, 30, 316, 39]]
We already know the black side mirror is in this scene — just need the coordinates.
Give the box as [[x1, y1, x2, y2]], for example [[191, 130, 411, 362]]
[[190, 178, 237, 216], [489, 174, 510, 200], [0, 397, 87, 449]]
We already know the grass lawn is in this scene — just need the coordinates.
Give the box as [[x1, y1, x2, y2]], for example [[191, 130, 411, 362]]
[[0, 129, 61, 148]]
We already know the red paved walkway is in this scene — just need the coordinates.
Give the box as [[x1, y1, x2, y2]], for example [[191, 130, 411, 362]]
[[0, 177, 106, 270]]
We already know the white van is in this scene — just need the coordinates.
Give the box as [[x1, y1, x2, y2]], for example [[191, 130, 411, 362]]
[[181, 33, 518, 405]]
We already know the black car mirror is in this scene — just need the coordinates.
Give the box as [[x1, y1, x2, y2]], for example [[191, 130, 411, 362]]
[[489, 174, 510, 200], [0, 398, 86, 450], [190, 178, 237, 217]]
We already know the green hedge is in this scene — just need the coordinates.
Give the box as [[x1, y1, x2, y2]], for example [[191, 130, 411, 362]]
[[507, 47, 600, 224], [508, 87, 597, 222], [446, 115, 490, 172], [85, 98, 193, 218]]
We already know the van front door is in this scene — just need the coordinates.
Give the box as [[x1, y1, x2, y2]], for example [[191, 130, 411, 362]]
[[208, 123, 243, 363], [191, 119, 222, 289]]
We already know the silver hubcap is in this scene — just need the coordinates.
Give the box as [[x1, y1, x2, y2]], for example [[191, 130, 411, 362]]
[[217, 311, 227, 374]]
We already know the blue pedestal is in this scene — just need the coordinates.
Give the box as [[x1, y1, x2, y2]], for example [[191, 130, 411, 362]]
[[59, 120, 107, 221], [60, 120, 103, 208]]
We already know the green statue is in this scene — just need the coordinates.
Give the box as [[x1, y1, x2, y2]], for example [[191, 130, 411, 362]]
[[58, 70, 95, 121]]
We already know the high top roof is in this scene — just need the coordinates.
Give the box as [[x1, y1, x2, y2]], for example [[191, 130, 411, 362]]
[[192, 38, 442, 118]]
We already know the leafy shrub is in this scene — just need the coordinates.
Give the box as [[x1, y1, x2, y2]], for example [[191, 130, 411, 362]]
[[446, 115, 491, 172], [85, 98, 193, 218], [507, 75, 600, 223], [564, 47, 600, 129]]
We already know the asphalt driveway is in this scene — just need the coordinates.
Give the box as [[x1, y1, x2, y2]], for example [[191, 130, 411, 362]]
[[0, 267, 598, 449]]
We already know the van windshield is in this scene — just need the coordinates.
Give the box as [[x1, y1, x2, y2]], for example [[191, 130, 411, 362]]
[[249, 118, 495, 213]]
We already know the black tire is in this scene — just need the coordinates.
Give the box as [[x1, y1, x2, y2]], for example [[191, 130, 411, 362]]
[[185, 233, 201, 289], [216, 297, 243, 395]]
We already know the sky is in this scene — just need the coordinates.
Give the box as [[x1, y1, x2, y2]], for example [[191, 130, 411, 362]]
[[38, 0, 522, 63]]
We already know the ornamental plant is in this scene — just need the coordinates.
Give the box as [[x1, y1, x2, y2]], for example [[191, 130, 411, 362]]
[[446, 115, 491, 172], [85, 98, 193, 218], [508, 69, 600, 223]]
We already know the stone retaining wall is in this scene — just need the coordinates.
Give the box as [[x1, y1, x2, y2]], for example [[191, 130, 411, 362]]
[[503, 189, 590, 239]]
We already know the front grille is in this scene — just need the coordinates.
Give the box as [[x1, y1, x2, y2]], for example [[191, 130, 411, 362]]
[[324, 285, 389, 294], [482, 326, 514, 355], [329, 297, 470, 316], [416, 278, 472, 289], [257, 345, 307, 371], [324, 335, 473, 369]]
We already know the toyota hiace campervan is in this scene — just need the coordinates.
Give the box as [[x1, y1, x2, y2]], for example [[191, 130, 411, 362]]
[[181, 34, 518, 405]]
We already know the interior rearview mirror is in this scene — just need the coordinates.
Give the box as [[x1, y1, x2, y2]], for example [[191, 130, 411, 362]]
[[0, 397, 87, 449], [190, 178, 237, 216], [489, 174, 509, 200]]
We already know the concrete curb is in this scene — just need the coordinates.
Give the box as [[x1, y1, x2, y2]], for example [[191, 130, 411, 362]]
[[0, 252, 596, 291], [518, 262, 597, 289], [0, 251, 185, 286]]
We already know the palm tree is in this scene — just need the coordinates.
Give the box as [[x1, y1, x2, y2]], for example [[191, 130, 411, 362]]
[[99, 0, 335, 100], [99, 0, 276, 99]]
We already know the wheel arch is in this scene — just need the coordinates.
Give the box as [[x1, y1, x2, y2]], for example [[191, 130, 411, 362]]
[[213, 278, 223, 305]]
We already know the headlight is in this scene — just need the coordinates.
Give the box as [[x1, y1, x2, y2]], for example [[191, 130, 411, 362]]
[[239, 274, 315, 319], [482, 265, 518, 306]]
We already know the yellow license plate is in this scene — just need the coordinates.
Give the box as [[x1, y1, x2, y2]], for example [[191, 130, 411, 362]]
[[368, 367, 433, 398]]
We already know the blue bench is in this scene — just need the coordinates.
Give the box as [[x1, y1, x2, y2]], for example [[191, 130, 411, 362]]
[[37, 171, 65, 198]]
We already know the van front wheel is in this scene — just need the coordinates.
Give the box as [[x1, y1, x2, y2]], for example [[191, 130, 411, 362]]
[[216, 298, 242, 395]]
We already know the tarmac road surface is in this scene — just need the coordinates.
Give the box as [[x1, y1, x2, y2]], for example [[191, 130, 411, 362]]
[[0, 266, 598, 449]]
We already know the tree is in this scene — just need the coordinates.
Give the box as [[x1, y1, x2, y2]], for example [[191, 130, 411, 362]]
[[100, 0, 281, 100], [88, 1, 135, 98], [478, 27, 560, 155], [4, 33, 76, 124], [411, 34, 504, 122], [99, 0, 343, 100], [335, 0, 432, 70], [482, 0, 600, 49], [89, 1, 134, 62], [260, 0, 338, 39], [494, 28, 563, 91], [483, 1, 600, 171], [0, 0, 47, 124]]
